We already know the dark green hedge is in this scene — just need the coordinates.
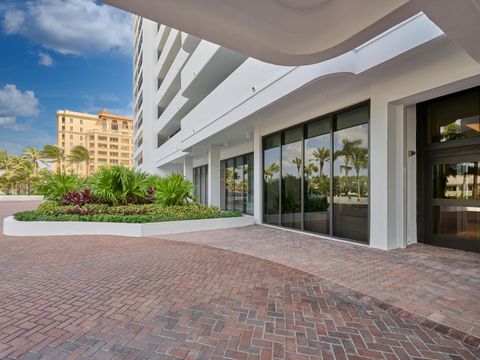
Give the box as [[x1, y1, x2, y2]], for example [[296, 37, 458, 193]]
[[14, 201, 241, 223]]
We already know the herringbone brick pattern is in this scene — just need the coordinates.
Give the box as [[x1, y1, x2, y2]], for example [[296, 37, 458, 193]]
[[158, 226, 480, 344], [0, 203, 479, 359]]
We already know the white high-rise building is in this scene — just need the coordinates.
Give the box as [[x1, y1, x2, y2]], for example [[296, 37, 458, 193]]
[[127, 2, 480, 253]]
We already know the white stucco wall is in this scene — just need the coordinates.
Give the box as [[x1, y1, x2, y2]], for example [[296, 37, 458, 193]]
[[134, 12, 480, 250]]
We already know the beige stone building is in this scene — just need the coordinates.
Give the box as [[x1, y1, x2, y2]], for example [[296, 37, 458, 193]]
[[55, 109, 133, 176]]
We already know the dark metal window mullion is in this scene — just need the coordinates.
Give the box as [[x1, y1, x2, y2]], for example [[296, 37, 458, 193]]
[[205, 165, 208, 206], [243, 155, 247, 215], [301, 126, 305, 231], [329, 116, 334, 237], [279, 133, 283, 226], [233, 157, 237, 213]]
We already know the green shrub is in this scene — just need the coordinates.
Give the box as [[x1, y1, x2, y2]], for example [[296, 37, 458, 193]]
[[14, 203, 240, 223], [89, 166, 151, 205], [154, 172, 194, 206], [35, 171, 81, 201]]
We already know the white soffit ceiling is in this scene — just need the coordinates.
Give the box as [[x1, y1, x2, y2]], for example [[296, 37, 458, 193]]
[[105, 0, 480, 65]]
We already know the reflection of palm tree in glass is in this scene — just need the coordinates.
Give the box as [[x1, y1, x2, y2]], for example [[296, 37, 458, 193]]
[[292, 157, 302, 178], [304, 163, 318, 182], [264, 162, 279, 182], [335, 138, 362, 193], [351, 147, 368, 201], [225, 168, 238, 191], [312, 147, 330, 178]]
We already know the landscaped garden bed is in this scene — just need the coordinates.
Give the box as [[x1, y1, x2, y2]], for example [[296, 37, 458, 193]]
[[11, 166, 241, 224], [14, 202, 239, 223]]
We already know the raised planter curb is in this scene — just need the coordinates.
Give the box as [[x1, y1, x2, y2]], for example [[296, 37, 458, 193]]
[[3, 215, 254, 237], [0, 195, 44, 202]]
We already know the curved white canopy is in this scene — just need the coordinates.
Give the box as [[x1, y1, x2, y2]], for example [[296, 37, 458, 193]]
[[105, 0, 480, 65]]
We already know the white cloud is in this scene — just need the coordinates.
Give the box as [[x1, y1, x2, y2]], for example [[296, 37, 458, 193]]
[[2, 8, 24, 33], [0, 117, 30, 131], [38, 51, 54, 67], [2, 0, 133, 56], [0, 84, 39, 131]]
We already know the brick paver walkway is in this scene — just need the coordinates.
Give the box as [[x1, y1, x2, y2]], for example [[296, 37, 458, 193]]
[[158, 226, 480, 345], [0, 203, 479, 359], [157, 226, 480, 347]]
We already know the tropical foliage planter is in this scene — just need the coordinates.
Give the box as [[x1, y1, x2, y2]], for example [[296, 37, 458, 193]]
[[14, 203, 240, 223], [11, 166, 241, 224], [6, 166, 252, 237]]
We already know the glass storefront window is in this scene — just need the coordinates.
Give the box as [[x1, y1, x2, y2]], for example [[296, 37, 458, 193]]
[[220, 161, 225, 209], [333, 107, 369, 242], [234, 156, 244, 211], [264, 134, 281, 225], [246, 153, 254, 215], [304, 118, 331, 234], [193, 165, 208, 205], [263, 102, 369, 243], [281, 127, 303, 229], [225, 158, 235, 210], [221, 153, 254, 214], [427, 89, 480, 144]]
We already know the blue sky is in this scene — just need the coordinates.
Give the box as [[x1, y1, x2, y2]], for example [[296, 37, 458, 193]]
[[0, 0, 133, 154]]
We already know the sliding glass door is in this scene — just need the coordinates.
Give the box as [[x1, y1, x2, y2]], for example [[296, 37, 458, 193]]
[[263, 102, 369, 243]]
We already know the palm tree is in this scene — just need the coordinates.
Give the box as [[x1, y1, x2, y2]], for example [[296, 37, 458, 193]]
[[312, 147, 330, 178], [12, 158, 34, 194], [0, 150, 10, 172], [41, 145, 65, 173], [22, 147, 45, 176], [0, 156, 34, 194], [351, 147, 368, 201], [292, 157, 302, 178], [68, 145, 91, 176]]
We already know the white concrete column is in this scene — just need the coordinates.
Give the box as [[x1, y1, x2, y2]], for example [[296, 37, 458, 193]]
[[183, 156, 193, 182], [369, 98, 389, 250], [253, 126, 263, 224], [387, 103, 407, 250], [208, 145, 221, 207], [406, 105, 417, 245], [369, 97, 407, 250]]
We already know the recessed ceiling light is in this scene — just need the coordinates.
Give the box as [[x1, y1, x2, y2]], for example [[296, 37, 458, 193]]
[[274, 0, 329, 11]]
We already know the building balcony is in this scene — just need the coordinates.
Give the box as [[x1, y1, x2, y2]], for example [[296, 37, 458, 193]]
[[154, 40, 247, 136]]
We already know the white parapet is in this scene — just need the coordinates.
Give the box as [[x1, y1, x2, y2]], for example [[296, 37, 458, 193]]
[[3, 215, 254, 237], [0, 195, 44, 202]]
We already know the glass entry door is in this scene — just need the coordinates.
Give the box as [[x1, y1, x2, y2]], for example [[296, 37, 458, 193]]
[[418, 86, 480, 252], [426, 153, 480, 252]]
